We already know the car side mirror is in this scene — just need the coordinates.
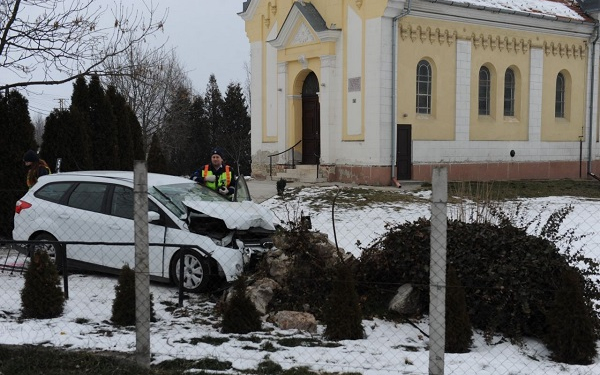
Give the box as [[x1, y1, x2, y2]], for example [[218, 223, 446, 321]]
[[148, 211, 161, 222]]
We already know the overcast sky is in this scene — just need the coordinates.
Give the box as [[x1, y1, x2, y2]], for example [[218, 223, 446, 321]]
[[24, 0, 250, 118]]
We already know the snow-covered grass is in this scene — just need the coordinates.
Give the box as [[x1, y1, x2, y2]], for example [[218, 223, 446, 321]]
[[1, 186, 600, 374]]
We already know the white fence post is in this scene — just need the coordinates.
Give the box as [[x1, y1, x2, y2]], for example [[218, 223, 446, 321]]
[[429, 166, 448, 375], [134, 161, 151, 368]]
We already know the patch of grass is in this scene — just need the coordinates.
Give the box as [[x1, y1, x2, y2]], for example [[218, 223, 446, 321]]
[[281, 179, 600, 210], [276, 337, 342, 348], [0, 344, 175, 375], [188, 335, 229, 346], [238, 334, 264, 343], [155, 357, 231, 371], [449, 179, 600, 201], [260, 341, 278, 352], [280, 186, 428, 210]]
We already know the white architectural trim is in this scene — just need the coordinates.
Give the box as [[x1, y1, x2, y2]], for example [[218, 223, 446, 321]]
[[277, 62, 288, 162], [528, 48, 543, 142], [238, 0, 259, 21], [455, 39, 471, 142], [268, 5, 341, 49]]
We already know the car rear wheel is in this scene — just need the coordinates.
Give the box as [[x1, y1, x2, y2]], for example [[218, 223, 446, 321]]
[[169, 249, 214, 293], [31, 233, 64, 271]]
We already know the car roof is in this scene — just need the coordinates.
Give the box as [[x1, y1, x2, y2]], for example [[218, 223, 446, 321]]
[[37, 171, 192, 188]]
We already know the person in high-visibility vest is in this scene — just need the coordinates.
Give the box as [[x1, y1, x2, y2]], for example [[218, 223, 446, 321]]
[[191, 147, 235, 196]]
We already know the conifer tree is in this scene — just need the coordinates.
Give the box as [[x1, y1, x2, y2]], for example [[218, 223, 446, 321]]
[[221, 276, 262, 334], [445, 265, 472, 353], [162, 86, 196, 175], [40, 109, 69, 171], [111, 264, 155, 326], [545, 268, 597, 365], [70, 76, 91, 115], [323, 262, 364, 340], [106, 86, 134, 170], [88, 75, 118, 169], [0, 90, 36, 236], [188, 94, 208, 173], [21, 250, 65, 319], [147, 133, 169, 174], [223, 82, 251, 176], [204, 74, 224, 149], [67, 77, 94, 170]]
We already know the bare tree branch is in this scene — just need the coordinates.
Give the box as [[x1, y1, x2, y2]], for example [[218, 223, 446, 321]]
[[0, 0, 167, 91], [103, 43, 191, 151]]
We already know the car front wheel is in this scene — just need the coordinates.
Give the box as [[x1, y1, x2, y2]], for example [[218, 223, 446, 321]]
[[169, 249, 215, 293]]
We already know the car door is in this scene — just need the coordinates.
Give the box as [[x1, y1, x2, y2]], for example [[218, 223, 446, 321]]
[[233, 175, 252, 202], [103, 185, 169, 277], [59, 182, 112, 266]]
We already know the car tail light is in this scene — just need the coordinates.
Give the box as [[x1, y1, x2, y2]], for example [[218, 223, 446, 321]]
[[15, 200, 32, 214]]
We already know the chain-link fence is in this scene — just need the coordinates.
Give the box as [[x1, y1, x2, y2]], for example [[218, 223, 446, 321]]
[[1, 165, 599, 374]]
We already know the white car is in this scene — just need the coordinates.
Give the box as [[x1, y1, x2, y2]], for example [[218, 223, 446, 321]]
[[13, 171, 276, 293]]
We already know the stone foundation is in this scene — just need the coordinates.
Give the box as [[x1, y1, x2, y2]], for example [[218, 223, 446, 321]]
[[252, 160, 599, 185]]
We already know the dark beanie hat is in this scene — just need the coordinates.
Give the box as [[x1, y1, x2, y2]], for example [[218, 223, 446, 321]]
[[23, 149, 39, 163], [211, 147, 225, 158]]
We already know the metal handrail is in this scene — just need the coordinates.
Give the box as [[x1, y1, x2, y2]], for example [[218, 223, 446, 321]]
[[268, 140, 302, 179]]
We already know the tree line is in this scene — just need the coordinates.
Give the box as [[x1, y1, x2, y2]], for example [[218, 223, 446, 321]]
[[0, 73, 250, 237]]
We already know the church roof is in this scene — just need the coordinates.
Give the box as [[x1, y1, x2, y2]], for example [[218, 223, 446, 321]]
[[424, 0, 592, 22], [241, 1, 594, 24]]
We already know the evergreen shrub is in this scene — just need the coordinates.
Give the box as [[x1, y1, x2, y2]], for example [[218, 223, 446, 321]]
[[111, 265, 155, 326], [356, 215, 600, 350], [21, 250, 65, 319], [221, 276, 262, 334], [445, 265, 472, 353], [323, 262, 364, 340], [268, 224, 335, 319], [545, 268, 597, 364]]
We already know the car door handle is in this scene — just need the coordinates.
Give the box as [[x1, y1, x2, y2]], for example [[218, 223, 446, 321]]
[[58, 213, 70, 219], [108, 224, 121, 230]]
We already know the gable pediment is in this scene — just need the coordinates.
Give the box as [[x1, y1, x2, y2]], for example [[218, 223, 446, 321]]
[[268, 2, 341, 50]]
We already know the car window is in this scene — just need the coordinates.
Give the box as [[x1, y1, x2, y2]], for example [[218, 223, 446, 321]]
[[35, 182, 74, 203], [234, 175, 252, 202], [111, 185, 160, 220], [67, 183, 108, 213], [150, 182, 228, 217]]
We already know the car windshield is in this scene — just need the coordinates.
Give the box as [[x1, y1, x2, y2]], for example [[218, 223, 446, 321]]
[[149, 182, 229, 218]]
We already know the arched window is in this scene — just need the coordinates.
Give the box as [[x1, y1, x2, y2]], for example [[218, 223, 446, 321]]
[[478, 66, 491, 115], [503, 68, 515, 117], [555, 73, 565, 118], [416, 60, 431, 114]]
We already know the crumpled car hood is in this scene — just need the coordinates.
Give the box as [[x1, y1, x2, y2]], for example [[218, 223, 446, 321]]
[[182, 200, 276, 231]]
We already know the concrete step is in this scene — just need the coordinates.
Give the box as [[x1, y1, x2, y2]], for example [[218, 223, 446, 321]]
[[274, 164, 327, 183]]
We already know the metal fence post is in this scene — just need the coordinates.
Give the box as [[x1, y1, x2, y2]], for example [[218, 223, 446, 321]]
[[133, 161, 151, 368], [429, 166, 448, 375]]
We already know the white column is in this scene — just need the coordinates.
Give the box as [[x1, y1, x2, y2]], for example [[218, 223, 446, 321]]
[[277, 62, 288, 162], [455, 40, 471, 142], [320, 55, 336, 163], [529, 48, 543, 142]]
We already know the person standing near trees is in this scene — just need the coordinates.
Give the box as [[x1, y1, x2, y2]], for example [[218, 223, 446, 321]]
[[23, 149, 51, 189], [191, 147, 235, 196]]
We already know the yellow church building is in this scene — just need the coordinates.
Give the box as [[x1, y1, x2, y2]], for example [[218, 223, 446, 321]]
[[240, 0, 600, 185]]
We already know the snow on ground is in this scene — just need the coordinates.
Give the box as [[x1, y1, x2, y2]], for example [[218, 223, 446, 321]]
[[1, 187, 600, 374]]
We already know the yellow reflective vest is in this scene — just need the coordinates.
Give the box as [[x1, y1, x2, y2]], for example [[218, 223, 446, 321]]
[[202, 164, 231, 191]]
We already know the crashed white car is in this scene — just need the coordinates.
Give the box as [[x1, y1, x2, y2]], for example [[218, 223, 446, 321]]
[[13, 171, 276, 292]]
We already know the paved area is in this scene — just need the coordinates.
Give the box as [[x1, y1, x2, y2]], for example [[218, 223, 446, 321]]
[[246, 178, 423, 204]]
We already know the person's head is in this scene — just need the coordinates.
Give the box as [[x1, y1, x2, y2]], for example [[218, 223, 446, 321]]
[[23, 149, 39, 167], [210, 147, 225, 168]]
